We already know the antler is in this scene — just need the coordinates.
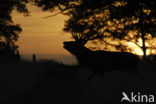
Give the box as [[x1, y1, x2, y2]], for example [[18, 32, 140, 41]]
[[72, 32, 82, 40], [71, 30, 105, 45], [72, 32, 87, 45]]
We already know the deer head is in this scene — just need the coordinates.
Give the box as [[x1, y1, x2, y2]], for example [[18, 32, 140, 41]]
[[63, 32, 88, 55], [63, 31, 105, 55]]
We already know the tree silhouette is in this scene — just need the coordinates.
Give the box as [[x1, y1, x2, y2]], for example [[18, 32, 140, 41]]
[[0, 0, 29, 57], [34, 0, 156, 58], [108, 0, 156, 59]]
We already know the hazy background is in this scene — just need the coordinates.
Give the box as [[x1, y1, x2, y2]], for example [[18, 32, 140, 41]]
[[12, 4, 77, 65]]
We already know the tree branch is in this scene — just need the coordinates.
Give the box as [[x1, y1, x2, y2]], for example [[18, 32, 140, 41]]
[[43, 6, 73, 18]]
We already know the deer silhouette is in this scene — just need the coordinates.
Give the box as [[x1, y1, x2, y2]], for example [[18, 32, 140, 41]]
[[63, 32, 140, 81]]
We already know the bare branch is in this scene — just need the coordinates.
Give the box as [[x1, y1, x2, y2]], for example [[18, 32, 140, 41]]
[[43, 6, 73, 18], [43, 12, 62, 18], [146, 47, 156, 49]]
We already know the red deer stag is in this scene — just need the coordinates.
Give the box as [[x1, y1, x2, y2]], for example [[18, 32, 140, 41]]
[[63, 32, 140, 81]]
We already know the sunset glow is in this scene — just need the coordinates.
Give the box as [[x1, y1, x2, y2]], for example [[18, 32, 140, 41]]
[[11, 4, 150, 64], [12, 4, 78, 64]]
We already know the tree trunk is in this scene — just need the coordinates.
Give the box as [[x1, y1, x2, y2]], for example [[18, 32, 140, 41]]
[[140, 10, 147, 62], [141, 34, 147, 61]]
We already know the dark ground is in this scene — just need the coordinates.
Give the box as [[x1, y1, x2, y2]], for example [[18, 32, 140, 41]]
[[0, 58, 156, 104]]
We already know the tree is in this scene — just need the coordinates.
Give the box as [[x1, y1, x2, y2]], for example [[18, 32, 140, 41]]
[[0, 0, 29, 56], [33, 0, 156, 58], [33, 0, 123, 46], [109, 0, 156, 59]]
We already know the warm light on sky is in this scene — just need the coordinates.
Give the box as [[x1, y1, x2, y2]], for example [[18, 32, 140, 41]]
[[11, 4, 146, 64], [12, 4, 77, 64]]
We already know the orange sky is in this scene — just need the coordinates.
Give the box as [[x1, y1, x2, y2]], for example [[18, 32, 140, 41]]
[[12, 4, 77, 64], [11, 4, 145, 64]]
